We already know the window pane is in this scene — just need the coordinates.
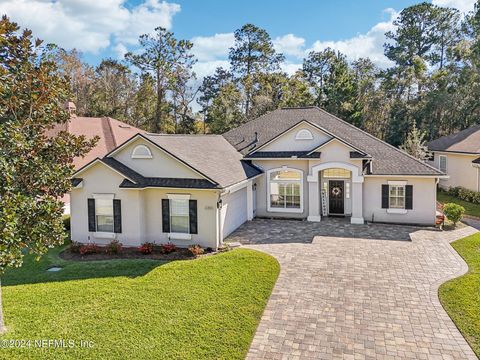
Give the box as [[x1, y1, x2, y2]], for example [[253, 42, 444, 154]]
[[323, 168, 351, 178], [171, 215, 189, 233], [97, 215, 114, 232], [96, 199, 113, 216], [270, 195, 283, 208], [270, 182, 279, 195], [270, 170, 301, 181], [170, 199, 189, 216]]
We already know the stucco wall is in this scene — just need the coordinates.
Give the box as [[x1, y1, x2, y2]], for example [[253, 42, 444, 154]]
[[363, 176, 437, 225], [429, 152, 479, 191], [261, 123, 331, 152], [113, 137, 202, 179], [253, 160, 309, 219], [220, 187, 248, 238], [70, 162, 220, 248]]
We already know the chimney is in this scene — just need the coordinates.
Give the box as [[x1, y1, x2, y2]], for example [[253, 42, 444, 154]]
[[65, 101, 77, 117]]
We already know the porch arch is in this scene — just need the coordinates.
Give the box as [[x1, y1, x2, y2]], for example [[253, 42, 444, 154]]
[[307, 161, 364, 183]]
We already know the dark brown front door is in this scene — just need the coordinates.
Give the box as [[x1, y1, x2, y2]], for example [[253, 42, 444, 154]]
[[329, 180, 344, 215]]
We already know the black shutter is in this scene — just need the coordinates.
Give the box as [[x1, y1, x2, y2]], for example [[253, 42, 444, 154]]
[[381, 185, 389, 209], [405, 185, 413, 210], [189, 200, 198, 234], [113, 199, 122, 233], [162, 199, 170, 233], [88, 198, 96, 231]]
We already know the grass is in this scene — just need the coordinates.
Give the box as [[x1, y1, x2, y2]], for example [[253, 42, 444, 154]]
[[439, 232, 480, 357], [0, 244, 279, 360], [437, 190, 480, 218]]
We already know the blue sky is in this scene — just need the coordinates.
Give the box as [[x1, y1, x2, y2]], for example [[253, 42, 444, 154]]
[[1, 0, 476, 79]]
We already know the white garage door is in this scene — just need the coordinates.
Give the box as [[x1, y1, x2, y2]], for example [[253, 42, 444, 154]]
[[221, 187, 247, 239]]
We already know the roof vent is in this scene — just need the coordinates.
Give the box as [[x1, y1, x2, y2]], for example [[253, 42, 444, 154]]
[[254, 132, 258, 143]]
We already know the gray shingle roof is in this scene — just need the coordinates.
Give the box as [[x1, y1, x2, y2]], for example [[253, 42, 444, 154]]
[[223, 107, 442, 176], [246, 151, 321, 159], [428, 125, 480, 154], [142, 134, 262, 188]]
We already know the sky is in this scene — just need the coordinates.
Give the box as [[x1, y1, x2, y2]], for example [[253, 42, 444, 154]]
[[0, 0, 477, 82]]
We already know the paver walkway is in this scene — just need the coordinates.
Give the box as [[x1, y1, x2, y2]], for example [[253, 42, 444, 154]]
[[227, 219, 478, 359]]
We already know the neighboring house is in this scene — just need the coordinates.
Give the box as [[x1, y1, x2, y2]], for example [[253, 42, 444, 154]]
[[70, 107, 444, 249], [428, 124, 480, 192], [48, 103, 143, 213]]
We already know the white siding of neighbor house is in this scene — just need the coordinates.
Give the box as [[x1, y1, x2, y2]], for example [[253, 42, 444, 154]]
[[429, 152, 479, 191], [260, 123, 331, 152], [220, 187, 248, 239], [363, 176, 437, 225], [70, 162, 220, 249], [112, 137, 203, 179]]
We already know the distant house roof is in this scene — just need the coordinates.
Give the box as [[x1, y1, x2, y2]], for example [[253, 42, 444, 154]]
[[428, 125, 480, 154], [245, 151, 322, 159], [47, 116, 144, 169], [223, 107, 441, 176]]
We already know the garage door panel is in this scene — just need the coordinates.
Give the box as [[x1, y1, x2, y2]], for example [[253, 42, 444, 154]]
[[221, 188, 247, 238]]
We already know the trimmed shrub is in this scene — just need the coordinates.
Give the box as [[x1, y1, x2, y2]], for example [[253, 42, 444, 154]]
[[446, 186, 480, 204], [188, 244, 204, 256], [79, 243, 100, 255], [443, 203, 465, 226], [139, 242, 154, 255], [161, 242, 177, 254], [105, 240, 123, 254]]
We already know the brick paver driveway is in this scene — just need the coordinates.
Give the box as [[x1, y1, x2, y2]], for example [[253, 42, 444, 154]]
[[227, 219, 479, 359]]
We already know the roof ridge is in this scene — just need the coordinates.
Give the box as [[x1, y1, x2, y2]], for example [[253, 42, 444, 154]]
[[314, 107, 442, 175], [101, 117, 117, 151]]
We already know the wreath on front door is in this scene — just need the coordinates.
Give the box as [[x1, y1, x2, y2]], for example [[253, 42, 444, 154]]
[[331, 187, 342, 196]]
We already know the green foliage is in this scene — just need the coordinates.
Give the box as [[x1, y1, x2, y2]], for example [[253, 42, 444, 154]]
[[400, 120, 431, 160], [1, 248, 279, 359], [443, 203, 466, 226], [0, 16, 95, 273], [438, 189, 480, 218], [446, 186, 480, 205]]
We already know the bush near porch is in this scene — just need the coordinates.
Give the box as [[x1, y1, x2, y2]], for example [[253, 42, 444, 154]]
[[0, 243, 279, 360], [438, 189, 480, 218], [439, 232, 480, 357]]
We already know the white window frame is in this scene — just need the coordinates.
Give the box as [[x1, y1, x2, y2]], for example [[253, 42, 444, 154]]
[[295, 129, 313, 140], [267, 167, 303, 213], [387, 184, 406, 214], [167, 194, 192, 240], [131, 144, 153, 159], [439, 155, 447, 173], [92, 193, 115, 237]]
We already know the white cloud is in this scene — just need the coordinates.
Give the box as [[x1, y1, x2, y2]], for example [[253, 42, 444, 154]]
[[193, 60, 230, 79], [191, 33, 235, 62], [113, 43, 128, 59], [273, 34, 305, 58], [432, 0, 476, 13], [307, 9, 397, 68], [281, 62, 302, 76], [0, 0, 180, 54]]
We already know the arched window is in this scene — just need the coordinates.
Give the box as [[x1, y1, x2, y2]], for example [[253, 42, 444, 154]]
[[295, 129, 313, 140], [267, 167, 303, 213], [131, 144, 152, 159]]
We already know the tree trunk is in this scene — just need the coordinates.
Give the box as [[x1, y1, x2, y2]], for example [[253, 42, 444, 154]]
[[154, 68, 162, 134]]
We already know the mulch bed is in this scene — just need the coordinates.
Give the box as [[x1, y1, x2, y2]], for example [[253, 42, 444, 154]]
[[59, 247, 214, 262]]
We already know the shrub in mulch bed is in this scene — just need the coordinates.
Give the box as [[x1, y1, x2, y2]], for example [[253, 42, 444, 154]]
[[79, 243, 100, 256], [138, 242, 154, 255], [160, 242, 177, 254], [188, 244, 204, 256], [105, 240, 123, 254]]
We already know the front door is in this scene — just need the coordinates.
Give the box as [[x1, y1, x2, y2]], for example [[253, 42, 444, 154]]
[[329, 180, 344, 215]]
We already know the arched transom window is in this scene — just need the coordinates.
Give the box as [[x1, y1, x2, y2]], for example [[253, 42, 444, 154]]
[[131, 144, 152, 159], [323, 168, 351, 178], [295, 129, 313, 140], [268, 168, 303, 212]]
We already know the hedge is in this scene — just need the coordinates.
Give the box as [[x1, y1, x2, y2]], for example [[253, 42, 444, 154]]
[[445, 186, 480, 204]]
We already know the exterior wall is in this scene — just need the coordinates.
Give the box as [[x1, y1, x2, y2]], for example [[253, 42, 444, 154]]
[[319, 173, 352, 215], [220, 187, 248, 239], [253, 160, 309, 219], [429, 151, 479, 191], [363, 177, 437, 225], [70, 162, 220, 249], [113, 137, 202, 179], [260, 123, 331, 152]]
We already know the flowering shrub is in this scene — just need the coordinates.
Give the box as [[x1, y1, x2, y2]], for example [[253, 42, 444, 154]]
[[188, 244, 204, 256], [106, 240, 123, 254], [79, 243, 100, 255], [161, 242, 177, 254], [70, 241, 82, 253], [139, 242, 154, 255]]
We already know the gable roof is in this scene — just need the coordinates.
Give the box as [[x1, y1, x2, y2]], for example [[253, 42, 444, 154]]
[[141, 134, 262, 188], [223, 107, 442, 176], [428, 125, 480, 154], [47, 116, 144, 170]]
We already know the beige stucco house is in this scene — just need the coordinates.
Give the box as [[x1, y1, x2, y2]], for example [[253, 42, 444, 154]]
[[428, 125, 480, 192], [70, 107, 444, 249]]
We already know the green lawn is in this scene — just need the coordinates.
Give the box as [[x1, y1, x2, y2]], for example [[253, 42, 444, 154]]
[[0, 245, 279, 360], [439, 232, 480, 357], [437, 191, 480, 218]]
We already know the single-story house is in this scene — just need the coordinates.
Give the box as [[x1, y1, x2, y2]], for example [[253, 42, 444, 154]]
[[48, 102, 143, 213], [428, 124, 480, 192], [70, 107, 444, 249]]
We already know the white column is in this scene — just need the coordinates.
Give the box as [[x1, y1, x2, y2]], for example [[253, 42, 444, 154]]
[[351, 179, 364, 224], [307, 174, 321, 222], [246, 180, 254, 221]]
